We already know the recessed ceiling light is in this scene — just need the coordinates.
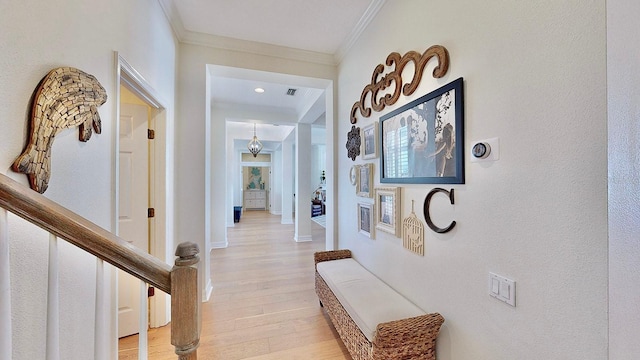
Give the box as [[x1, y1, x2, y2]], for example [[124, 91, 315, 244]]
[[254, 87, 265, 93]]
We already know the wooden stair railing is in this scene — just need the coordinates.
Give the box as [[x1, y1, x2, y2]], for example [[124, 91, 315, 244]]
[[0, 173, 200, 359]]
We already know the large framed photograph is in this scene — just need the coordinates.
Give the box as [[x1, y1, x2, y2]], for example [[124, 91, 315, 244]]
[[380, 77, 464, 184], [361, 121, 378, 159], [375, 187, 401, 237], [356, 163, 373, 198], [357, 202, 374, 238]]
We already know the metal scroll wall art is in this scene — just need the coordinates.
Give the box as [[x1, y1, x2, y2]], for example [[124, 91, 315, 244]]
[[13, 67, 108, 193], [346, 45, 450, 160]]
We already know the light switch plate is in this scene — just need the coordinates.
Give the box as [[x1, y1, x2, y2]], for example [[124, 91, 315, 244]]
[[489, 272, 516, 307]]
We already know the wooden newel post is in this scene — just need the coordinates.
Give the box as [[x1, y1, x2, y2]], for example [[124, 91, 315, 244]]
[[171, 242, 200, 360]]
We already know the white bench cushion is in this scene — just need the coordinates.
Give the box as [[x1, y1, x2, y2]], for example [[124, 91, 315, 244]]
[[317, 258, 425, 342]]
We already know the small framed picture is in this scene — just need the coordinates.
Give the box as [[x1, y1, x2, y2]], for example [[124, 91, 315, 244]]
[[356, 163, 373, 198], [358, 202, 374, 238], [375, 187, 401, 237], [361, 121, 379, 160]]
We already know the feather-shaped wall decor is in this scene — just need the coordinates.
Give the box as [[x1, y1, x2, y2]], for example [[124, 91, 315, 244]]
[[12, 67, 107, 193]]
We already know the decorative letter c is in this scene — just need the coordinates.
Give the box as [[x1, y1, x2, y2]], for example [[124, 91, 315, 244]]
[[423, 188, 456, 233]]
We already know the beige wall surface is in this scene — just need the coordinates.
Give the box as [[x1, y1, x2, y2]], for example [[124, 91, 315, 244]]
[[338, 1, 607, 359], [0, 1, 177, 359]]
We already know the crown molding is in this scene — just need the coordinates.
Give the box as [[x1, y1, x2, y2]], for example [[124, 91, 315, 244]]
[[334, 0, 387, 63], [181, 31, 337, 66], [158, 0, 386, 66], [157, 0, 186, 40]]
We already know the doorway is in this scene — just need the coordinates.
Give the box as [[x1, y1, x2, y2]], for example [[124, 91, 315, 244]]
[[114, 53, 171, 345], [117, 97, 150, 338], [242, 165, 270, 211]]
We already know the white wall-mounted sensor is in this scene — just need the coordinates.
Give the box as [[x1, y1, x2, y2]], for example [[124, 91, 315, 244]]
[[472, 142, 491, 159], [470, 137, 500, 162]]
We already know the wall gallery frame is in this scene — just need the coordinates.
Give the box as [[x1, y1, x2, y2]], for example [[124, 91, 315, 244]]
[[356, 163, 373, 197], [349, 164, 359, 185], [375, 187, 401, 237], [357, 202, 374, 238], [380, 77, 464, 184], [361, 121, 379, 159]]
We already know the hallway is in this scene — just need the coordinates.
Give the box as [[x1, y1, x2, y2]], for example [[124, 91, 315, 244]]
[[119, 210, 350, 359]]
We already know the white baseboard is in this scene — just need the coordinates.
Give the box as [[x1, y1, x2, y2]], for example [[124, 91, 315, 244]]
[[295, 235, 313, 242], [211, 239, 228, 249]]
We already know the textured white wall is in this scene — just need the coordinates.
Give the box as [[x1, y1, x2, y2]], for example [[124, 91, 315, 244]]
[[0, 1, 177, 359], [608, 0, 640, 358], [338, 1, 607, 359]]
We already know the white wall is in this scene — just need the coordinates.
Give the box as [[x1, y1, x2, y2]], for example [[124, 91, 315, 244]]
[[270, 150, 283, 215], [337, 1, 607, 359], [0, 1, 177, 359], [311, 143, 326, 193], [608, 0, 640, 358]]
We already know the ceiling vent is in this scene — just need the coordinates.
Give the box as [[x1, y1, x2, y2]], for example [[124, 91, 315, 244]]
[[286, 88, 297, 96]]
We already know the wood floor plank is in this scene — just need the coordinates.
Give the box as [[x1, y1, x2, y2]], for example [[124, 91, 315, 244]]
[[119, 211, 351, 359]]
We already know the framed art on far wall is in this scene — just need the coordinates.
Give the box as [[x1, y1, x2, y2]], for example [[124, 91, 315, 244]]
[[375, 187, 401, 237], [380, 77, 464, 184], [356, 163, 373, 197], [357, 202, 374, 238], [361, 121, 379, 159]]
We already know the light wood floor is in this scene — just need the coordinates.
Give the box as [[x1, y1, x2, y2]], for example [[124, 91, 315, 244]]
[[119, 210, 351, 359]]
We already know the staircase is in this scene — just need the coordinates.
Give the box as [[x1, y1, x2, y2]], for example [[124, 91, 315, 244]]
[[0, 173, 200, 359]]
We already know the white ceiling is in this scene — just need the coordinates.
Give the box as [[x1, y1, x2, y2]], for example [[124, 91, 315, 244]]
[[170, 0, 379, 55], [162, 0, 385, 150]]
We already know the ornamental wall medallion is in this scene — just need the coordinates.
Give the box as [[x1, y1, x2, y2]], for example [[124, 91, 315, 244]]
[[350, 45, 450, 124], [346, 125, 361, 161], [13, 67, 108, 193]]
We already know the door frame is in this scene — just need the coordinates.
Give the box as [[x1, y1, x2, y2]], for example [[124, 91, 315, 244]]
[[240, 162, 272, 213], [113, 52, 171, 336]]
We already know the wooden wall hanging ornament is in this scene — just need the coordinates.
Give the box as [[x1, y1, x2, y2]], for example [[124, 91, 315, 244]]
[[13, 67, 108, 193], [403, 200, 425, 256], [350, 45, 450, 124], [346, 125, 361, 161]]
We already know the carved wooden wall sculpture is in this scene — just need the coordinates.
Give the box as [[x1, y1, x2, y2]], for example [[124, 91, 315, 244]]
[[403, 200, 425, 256], [13, 67, 108, 193], [345, 125, 361, 161], [350, 45, 450, 124]]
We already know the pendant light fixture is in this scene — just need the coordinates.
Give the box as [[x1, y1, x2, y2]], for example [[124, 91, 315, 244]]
[[247, 123, 263, 157]]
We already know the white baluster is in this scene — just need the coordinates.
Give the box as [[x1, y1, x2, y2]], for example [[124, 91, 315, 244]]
[[138, 280, 148, 359], [46, 233, 60, 360], [94, 259, 107, 360], [0, 209, 12, 359]]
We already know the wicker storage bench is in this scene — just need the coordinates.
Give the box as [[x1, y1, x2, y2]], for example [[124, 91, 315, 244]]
[[315, 250, 444, 360]]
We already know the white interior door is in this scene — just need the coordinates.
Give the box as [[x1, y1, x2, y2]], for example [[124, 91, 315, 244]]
[[118, 103, 149, 338]]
